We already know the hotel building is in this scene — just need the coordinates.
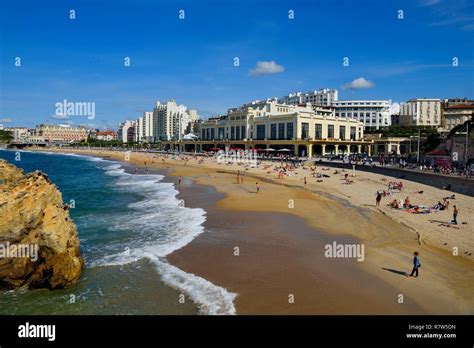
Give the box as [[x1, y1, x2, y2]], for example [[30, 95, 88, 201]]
[[442, 99, 474, 131], [153, 100, 198, 141], [399, 98, 441, 127], [195, 100, 368, 157], [332, 100, 392, 130], [278, 88, 338, 106], [118, 120, 136, 143], [35, 124, 88, 143], [96, 130, 118, 141], [11, 127, 29, 142]]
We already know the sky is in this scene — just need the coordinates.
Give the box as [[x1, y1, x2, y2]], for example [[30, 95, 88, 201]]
[[0, 0, 473, 129]]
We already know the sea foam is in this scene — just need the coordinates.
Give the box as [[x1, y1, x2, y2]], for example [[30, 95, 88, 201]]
[[91, 161, 237, 315]]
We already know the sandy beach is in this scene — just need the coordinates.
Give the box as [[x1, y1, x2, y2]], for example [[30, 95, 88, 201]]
[[27, 147, 474, 314]]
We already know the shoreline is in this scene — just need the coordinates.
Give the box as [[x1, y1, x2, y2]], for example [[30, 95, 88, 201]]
[[15, 148, 474, 314]]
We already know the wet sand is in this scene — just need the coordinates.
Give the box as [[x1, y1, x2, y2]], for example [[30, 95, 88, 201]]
[[169, 179, 423, 314], [27, 148, 474, 314]]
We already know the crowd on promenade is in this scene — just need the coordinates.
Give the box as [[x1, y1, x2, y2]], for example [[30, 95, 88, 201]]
[[48, 145, 474, 179]]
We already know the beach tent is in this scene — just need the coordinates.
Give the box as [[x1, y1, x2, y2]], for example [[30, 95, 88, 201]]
[[277, 148, 291, 152], [265, 148, 276, 151]]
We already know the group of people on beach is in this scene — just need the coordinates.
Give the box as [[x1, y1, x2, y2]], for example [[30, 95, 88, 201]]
[[377, 186, 461, 225]]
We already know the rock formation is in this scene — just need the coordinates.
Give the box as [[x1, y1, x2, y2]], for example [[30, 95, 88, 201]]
[[0, 159, 83, 289]]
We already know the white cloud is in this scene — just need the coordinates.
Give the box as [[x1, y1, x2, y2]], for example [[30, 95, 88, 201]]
[[419, 0, 441, 7], [389, 102, 401, 115], [0, 118, 13, 123], [342, 77, 375, 90], [52, 114, 70, 120], [249, 61, 285, 76]]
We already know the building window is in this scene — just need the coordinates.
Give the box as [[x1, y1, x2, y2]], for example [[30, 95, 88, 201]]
[[231, 126, 235, 140], [206, 128, 211, 140], [315, 124, 322, 139], [339, 125, 346, 140], [350, 127, 356, 140], [256, 125, 266, 140], [327, 125, 334, 139], [270, 124, 277, 140], [202, 129, 206, 139], [210, 128, 215, 140], [236, 126, 240, 140], [241, 126, 246, 139], [278, 123, 285, 140], [301, 123, 309, 139], [286, 122, 294, 139], [218, 127, 225, 140]]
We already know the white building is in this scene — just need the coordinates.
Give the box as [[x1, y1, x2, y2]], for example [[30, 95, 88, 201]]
[[11, 127, 30, 142], [143, 111, 154, 142], [399, 98, 441, 127], [134, 117, 143, 143], [278, 88, 338, 106], [442, 102, 474, 131], [118, 120, 136, 143], [332, 100, 392, 130], [153, 100, 198, 141]]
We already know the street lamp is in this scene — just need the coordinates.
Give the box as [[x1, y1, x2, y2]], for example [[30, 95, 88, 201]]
[[409, 129, 421, 163]]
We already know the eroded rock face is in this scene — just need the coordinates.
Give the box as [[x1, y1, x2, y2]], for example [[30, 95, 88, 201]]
[[0, 159, 83, 289]]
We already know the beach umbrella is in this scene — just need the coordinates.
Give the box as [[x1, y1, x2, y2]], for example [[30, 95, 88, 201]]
[[265, 148, 276, 151], [278, 148, 291, 152]]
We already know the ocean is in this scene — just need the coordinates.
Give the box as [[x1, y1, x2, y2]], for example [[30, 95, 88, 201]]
[[0, 149, 236, 315]]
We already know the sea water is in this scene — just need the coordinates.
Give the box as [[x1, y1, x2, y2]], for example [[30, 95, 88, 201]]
[[0, 150, 236, 315]]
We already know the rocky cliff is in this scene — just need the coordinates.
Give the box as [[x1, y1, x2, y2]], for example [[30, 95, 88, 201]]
[[0, 159, 83, 289]]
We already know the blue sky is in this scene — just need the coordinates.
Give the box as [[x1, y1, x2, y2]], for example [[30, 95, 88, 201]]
[[1, 0, 473, 129]]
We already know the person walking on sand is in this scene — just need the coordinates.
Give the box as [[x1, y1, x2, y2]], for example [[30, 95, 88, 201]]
[[406, 251, 421, 277], [178, 176, 182, 186], [452, 205, 459, 224], [375, 191, 382, 207], [256, 182, 260, 194], [304, 177, 307, 186], [236, 171, 240, 184]]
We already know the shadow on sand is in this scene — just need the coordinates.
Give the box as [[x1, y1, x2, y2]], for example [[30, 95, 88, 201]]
[[382, 268, 407, 276]]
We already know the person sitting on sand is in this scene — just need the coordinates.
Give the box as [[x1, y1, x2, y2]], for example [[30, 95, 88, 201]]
[[433, 201, 445, 210], [443, 198, 450, 209], [404, 197, 411, 209], [389, 199, 398, 208]]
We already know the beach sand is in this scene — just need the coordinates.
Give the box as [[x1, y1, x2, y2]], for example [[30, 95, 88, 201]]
[[28, 148, 474, 314]]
